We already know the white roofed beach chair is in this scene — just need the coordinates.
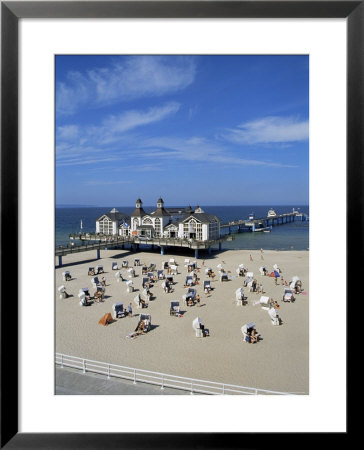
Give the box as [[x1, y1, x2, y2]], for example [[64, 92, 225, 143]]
[[170, 301, 180, 316], [166, 275, 174, 284], [236, 264, 245, 276], [220, 272, 228, 282], [112, 262, 118, 270], [58, 285, 66, 299], [133, 294, 144, 309], [121, 260, 128, 268], [259, 266, 266, 276], [259, 295, 270, 310], [127, 267, 135, 278], [157, 270, 165, 280], [139, 314, 151, 332], [244, 272, 254, 286], [112, 302, 125, 319], [170, 264, 178, 275], [203, 280, 211, 290], [185, 275, 193, 286], [273, 264, 281, 273], [192, 317, 203, 338], [235, 288, 246, 306], [283, 288, 295, 302], [268, 307, 280, 325], [134, 258, 140, 266], [96, 265, 104, 274], [142, 277, 149, 289], [241, 322, 255, 343], [126, 280, 134, 293], [115, 271, 122, 282], [62, 271, 71, 281], [91, 276, 100, 288]]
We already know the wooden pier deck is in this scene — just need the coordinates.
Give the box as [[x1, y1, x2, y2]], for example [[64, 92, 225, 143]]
[[220, 211, 308, 233], [55, 234, 233, 267]]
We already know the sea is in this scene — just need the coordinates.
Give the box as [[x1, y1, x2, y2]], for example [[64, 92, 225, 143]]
[[56, 205, 309, 251]]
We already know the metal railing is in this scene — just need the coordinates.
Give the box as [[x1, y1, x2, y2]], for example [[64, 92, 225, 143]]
[[56, 353, 299, 395]]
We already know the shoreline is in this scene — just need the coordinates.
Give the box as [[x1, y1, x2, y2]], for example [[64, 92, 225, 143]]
[[56, 248, 309, 393]]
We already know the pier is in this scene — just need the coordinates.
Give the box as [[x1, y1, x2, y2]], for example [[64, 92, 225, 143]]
[[56, 235, 233, 267], [220, 211, 308, 234]]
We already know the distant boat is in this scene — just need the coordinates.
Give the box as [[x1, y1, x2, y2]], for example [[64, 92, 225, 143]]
[[248, 213, 255, 220], [267, 208, 277, 218]]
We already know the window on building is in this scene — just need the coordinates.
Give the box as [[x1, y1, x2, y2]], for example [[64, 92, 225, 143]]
[[154, 218, 161, 237]]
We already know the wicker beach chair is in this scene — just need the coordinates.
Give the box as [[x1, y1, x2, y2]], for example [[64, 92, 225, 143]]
[[170, 301, 180, 316]]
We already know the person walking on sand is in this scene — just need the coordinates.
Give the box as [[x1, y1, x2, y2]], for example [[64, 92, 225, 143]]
[[196, 295, 201, 307], [250, 254, 253, 261], [128, 303, 133, 317]]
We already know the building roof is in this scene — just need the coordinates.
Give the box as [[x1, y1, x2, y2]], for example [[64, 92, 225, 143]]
[[131, 206, 147, 217], [164, 222, 179, 229], [152, 207, 171, 217], [96, 209, 130, 222], [182, 213, 220, 224]]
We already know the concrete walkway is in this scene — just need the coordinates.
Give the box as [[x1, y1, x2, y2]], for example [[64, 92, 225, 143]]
[[56, 367, 192, 395]]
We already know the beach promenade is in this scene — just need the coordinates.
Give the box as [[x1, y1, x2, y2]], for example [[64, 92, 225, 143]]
[[55, 248, 309, 394]]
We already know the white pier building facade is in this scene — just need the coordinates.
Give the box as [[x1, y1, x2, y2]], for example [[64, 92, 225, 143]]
[[96, 198, 221, 242]]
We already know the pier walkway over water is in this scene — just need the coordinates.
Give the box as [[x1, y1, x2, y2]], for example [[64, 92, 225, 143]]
[[55, 235, 232, 267], [220, 211, 308, 233], [56, 210, 308, 267]]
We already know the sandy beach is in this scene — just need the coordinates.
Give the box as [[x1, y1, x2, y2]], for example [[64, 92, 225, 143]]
[[55, 247, 309, 394]]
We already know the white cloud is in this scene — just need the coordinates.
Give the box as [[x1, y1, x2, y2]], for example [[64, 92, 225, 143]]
[[57, 125, 79, 141], [223, 116, 309, 145], [140, 137, 297, 168], [56, 56, 196, 115], [56, 103, 180, 164], [103, 103, 180, 134]]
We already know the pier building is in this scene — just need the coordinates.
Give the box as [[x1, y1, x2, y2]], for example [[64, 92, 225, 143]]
[[96, 198, 221, 242]]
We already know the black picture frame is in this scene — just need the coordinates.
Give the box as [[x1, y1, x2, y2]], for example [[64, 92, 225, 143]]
[[1, 1, 355, 448]]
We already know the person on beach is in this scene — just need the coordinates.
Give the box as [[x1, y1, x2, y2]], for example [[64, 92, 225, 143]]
[[250, 254, 253, 261], [274, 276, 278, 285], [127, 303, 133, 317], [250, 329, 260, 344], [135, 320, 145, 332], [94, 290, 103, 303], [272, 300, 280, 309], [101, 276, 106, 286], [164, 281, 171, 293], [196, 295, 201, 307], [252, 279, 257, 292]]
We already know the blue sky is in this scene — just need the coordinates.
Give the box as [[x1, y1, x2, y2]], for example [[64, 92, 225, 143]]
[[56, 55, 309, 206]]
